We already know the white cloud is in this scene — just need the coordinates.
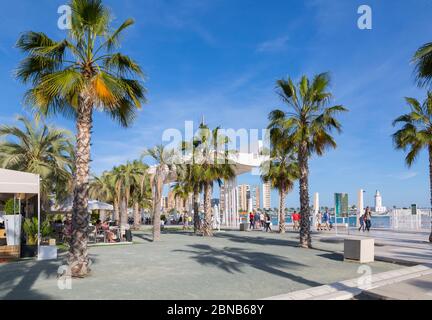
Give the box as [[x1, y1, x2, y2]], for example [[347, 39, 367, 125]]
[[388, 172, 418, 180], [257, 36, 289, 53]]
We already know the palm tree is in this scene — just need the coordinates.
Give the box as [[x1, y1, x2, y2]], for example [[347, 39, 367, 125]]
[[413, 42, 432, 87], [268, 73, 347, 248], [193, 124, 236, 237], [16, 0, 147, 276], [176, 141, 204, 234], [129, 160, 151, 229], [393, 93, 432, 242], [172, 183, 192, 228], [89, 171, 115, 221], [261, 138, 299, 234], [142, 145, 176, 241], [0, 116, 74, 207]]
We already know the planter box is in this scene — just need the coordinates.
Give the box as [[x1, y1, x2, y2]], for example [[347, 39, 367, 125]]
[[21, 245, 38, 258], [344, 237, 375, 263], [239, 223, 249, 231], [37, 246, 57, 261], [4, 215, 22, 246]]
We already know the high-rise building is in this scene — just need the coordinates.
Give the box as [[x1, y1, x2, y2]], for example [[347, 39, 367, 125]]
[[263, 182, 271, 209], [220, 184, 226, 213], [252, 185, 260, 210], [237, 184, 250, 212]]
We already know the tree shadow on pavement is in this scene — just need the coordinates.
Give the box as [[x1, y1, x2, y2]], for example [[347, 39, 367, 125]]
[[215, 232, 300, 248], [174, 244, 323, 287]]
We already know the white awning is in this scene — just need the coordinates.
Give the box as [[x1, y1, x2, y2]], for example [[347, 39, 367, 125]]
[[0, 169, 40, 195]]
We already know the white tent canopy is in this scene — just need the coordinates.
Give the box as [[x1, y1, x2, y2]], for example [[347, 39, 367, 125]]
[[0, 169, 40, 195], [52, 198, 114, 212], [0, 169, 41, 256]]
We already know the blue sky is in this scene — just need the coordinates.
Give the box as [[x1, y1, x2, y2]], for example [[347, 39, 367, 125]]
[[1, 0, 432, 208]]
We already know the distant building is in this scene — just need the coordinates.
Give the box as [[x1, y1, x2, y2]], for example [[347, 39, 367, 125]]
[[252, 185, 260, 211], [374, 190, 387, 213], [220, 184, 226, 213], [237, 184, 250, 212], [263, 182, 271, 210]]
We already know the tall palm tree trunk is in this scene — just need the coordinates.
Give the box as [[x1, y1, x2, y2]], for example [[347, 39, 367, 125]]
[[152, 175, 162, 241], [429, 146, 432, 243], [202, 183, 213, 237], [299, 142, 312, 248], [279, 189, 286, 234], [113, 200, 120, 224], [193, 188, 200, 234], [133, 202, 141, 229], [120, 197, 128, 227], [68, 95, 93, 278]]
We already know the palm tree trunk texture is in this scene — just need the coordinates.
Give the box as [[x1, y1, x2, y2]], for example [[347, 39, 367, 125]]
[[429, 146, 432, 243], [193, 189, 200, 234], [133, 202, 141, 229], [202, 183, 213, 237], [152, 175, 163, 241], [120, 197, 128, 227], [68, 95, 93, 278], [279, 189, 286, 234], [299, 142, 312, 248], [114, 201, 120, 224]]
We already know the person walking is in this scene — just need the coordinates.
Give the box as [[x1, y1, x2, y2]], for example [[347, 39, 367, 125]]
[[260, 212, 265, 231], [316, 211, 323, 231], [292, 211, 300, 231], [358, 213, 365, 232], [249, 212, 255, 230], [264, 213, 272, 232], [254, 211, 260, 229], [364, 207, 372, 232], [322, 210, 330, 231]]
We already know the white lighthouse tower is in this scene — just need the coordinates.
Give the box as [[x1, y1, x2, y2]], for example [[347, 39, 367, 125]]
[[374, 190, 387, 213]]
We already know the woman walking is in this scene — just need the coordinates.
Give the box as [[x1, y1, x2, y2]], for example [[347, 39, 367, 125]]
[[264, 213, 272, 232], [364, 207, 372, 232]]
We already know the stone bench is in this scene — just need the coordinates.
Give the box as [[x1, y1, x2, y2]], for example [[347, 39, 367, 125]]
[[344, 237, 375, 263]]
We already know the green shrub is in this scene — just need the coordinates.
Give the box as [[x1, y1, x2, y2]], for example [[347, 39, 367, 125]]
[[4, 199, 19, 214], [23, 217, 53, 245]]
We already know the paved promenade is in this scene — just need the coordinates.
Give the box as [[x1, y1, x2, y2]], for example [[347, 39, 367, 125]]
[[0, 228, 430, 300], [278, 227, 432, 300], [0, 230, 400, 300], [310, 228, 432, 266]]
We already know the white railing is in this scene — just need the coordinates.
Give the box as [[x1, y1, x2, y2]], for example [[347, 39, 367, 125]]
[[389, 209, 431, 231]]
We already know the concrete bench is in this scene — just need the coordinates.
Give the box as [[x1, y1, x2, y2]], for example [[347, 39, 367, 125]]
[[344, 237, 374, 263]]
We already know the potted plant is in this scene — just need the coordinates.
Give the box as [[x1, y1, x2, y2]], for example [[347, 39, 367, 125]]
[[21, 217, 52, 258], [4, 198, 22, 246]]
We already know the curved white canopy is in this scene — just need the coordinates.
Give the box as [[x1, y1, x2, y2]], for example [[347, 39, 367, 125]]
[[0, 169, 40, 195]]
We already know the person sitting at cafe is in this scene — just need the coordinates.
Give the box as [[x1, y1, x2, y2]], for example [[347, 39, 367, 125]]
[[96, 219, 116, 243]]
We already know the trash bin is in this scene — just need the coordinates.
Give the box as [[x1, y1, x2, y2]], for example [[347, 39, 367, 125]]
[[240, 223, 248, 231]]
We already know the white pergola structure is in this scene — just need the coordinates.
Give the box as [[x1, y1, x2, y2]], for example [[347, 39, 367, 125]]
[[149, 152, 269, 228], [0, 169, 41, 252]]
